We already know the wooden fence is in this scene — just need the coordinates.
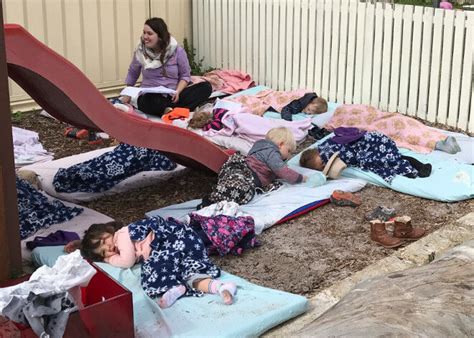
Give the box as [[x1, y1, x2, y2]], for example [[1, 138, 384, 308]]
[[193, 0, 474, 132]]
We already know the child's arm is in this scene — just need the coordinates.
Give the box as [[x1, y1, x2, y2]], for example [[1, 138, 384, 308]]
[[273, 165, 305, 184], [105, 229, 136, 268], [266, 150, 304, 184]]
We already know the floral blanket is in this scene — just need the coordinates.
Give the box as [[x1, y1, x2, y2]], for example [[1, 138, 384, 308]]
[[325, 104, 447, 154]]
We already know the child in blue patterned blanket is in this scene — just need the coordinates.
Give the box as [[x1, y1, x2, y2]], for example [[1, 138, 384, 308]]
[[72, 216, 237, 308]]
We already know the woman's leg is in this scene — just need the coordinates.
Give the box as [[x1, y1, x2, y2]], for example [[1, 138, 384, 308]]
[[177, 81, 212, 111], [137, 93, 174, 117], [193, 278, 236, 305]]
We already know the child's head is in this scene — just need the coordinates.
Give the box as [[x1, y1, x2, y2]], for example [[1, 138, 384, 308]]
[[81, 221, 122, 262], [266, 127, 296, 160], [188, 110, 213, 129], [299, 148, 325, 171], [303, 97, 328, 115]]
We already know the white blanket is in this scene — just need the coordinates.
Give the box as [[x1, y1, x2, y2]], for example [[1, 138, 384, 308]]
[[13, 126, 53, 167], [146, 178, 367, 234]]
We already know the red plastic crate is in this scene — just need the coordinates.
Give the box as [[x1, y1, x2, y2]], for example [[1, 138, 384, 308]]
[[0, 263, 134, 338]]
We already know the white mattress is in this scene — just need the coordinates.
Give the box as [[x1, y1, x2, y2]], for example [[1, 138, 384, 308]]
[[19, 147, 185, 203]]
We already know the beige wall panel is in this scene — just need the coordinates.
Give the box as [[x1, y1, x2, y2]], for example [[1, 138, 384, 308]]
[[98, 0, 119, 86], [4, 0, 152, 111], [150, 0, 192, 45], [44, 0, 66, 55]]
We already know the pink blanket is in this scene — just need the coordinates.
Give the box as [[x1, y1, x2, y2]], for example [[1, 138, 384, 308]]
[[226, 89, 309, 116], [325, 104, 447, 153], [191, 70, 255, 94], [203, 111, 312, 143]]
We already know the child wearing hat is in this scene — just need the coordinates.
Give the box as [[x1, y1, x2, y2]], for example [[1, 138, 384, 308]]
[[299, 128, 432, 183], [200, 127, 306, 208]]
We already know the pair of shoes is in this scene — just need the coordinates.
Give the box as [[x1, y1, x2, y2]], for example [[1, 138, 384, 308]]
[[87, 131, 103, 145], [365, 205, 396, 222], [308, 125, 331, 140], [370, 216, 425, 249], [330, 190, 361, 207], [64, 127, 89, 139]]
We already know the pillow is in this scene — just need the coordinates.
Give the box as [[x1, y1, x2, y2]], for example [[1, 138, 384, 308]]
[[31, 245, 67, 268]]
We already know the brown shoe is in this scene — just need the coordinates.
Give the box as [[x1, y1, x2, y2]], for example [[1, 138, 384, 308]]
[[393, 216, 425, 240], [370, 220, 403, 248]]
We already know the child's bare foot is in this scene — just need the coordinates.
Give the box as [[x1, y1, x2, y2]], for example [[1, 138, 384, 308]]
[[158, 285, 186, 308], [218, 282, 237, 305]]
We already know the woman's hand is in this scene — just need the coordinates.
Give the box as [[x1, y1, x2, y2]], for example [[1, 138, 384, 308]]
[[171, 91, 180, 103], [64, 240, 82, 253]]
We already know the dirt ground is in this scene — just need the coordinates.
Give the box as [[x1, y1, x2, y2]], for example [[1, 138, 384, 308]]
[[13, 111, 473, 297]]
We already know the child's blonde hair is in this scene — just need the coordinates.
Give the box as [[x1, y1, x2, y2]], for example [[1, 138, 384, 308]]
[[266, 127, 296, 152], [188, 110, 213, 129]]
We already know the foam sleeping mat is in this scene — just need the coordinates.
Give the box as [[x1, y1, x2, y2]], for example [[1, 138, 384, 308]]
[[147, 177, 366, 234], [288, 136, 474, 202], [19, 147, 185, 203], [30, 249, 308, 338]]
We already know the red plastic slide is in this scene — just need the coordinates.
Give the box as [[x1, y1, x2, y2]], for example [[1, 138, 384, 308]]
[[4, 24, 230, 172]]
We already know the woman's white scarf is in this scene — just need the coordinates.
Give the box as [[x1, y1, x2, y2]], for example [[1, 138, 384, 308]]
[[135, 36, 178, 70]]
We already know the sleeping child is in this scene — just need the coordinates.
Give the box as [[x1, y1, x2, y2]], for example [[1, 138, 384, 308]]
[[299, 127, 432, 183], [200, 127, 306, 208], [189, 91, 328, 129], [78, 217, 237, 309]]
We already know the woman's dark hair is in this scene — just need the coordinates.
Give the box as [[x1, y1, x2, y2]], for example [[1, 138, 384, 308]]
[[80, 221, 122, 262], [145, 17, 171, 68]]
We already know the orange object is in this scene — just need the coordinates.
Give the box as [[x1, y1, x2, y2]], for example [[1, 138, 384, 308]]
[[161, 107, 190, 124]]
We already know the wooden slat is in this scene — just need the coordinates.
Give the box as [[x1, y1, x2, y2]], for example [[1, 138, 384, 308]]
[[398, 5, 414, 114], [407, 6, 423, 116], [239, 0, 247, 73], [353, 1, 366, 104], [284, 0, 294, 90], [269, 0, 277, 88], [202, 0, 211, 69], [344, 0, 358, 103], [209, 0, 216, 69], [337, 0, 349, 103], [264, 0, 273, 87], [388, 4, 403, 113], [246, 0, 253, 77], [426, 9, 444, 123], [291, 0, 302, 90], [417, 7, 434, 120], [252, 0, 259, 83], [361, 3, 374, 105], [299, 0, 309, 89], [257, 0, 266, 84], [370, 3, 384, 107], [197, 0, 205, 66], [379, 5, 393, 111], [215, 0, 223, 69], [306, 0, 317, 93], [329, 0, 341, 102], [447, 11, 466, 128], [321, 0, 333, 99], [437, 9, 455, 125], [459, 12, 474, 132], [228, 0, 236, 70], [314, 0, 325, 94], [278, 0, 287, 90], [222, 0, 229, 70]]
